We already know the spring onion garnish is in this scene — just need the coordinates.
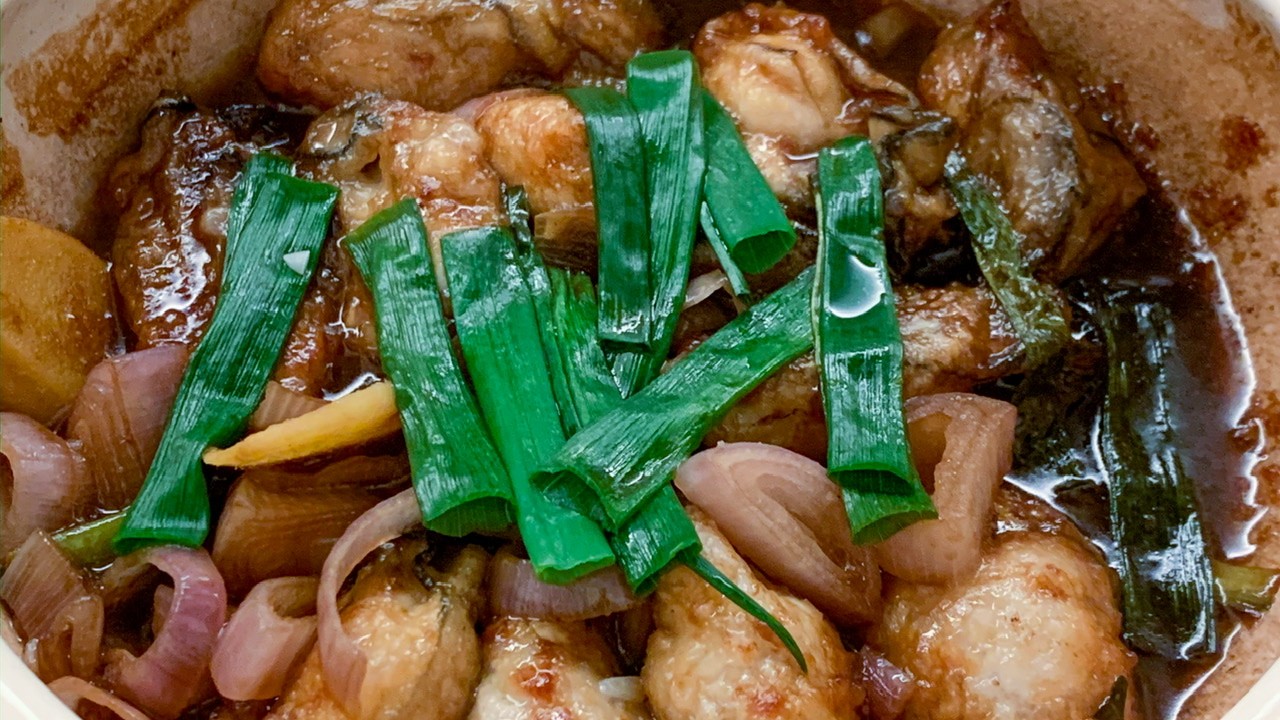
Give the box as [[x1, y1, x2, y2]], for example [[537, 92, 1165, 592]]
[[442, 226, 615, 583], [700, 203, 751, 297], [540, 257, 797, 669], [700, 90, 795, 274], [1094, 677, 1128, 720], [564, 87, 652, 349], [346, 200, 514, 536], [55, 511, 128, 567], [682, 551, 807, 671], [944, 153, 1070, 368], [534, 267, 815, 530], [1213, 560, 1280, 615], [1096, 292, 1216, 659], [815, 137, 937, 545], [611, 50, 707, 396], [115, 158, 337, 553]]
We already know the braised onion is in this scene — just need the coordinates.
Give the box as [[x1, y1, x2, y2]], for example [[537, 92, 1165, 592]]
[[489, 548, 639, 620], [0, 531, 103, 680], [858, 646, 915, 720], [49, 676, 150, 720], [211, 576, 318, 701], [64, 346, 186, 511], [675, 442, 882, 625], [0, 412, 93, 554], [316, 488, 423, 715], [105, 546, 227, 719], [873, 392, 1017, 584], [248, 380, 328, 431]]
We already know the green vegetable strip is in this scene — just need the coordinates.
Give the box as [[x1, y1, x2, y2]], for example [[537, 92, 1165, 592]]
[[1093, 678, 1128, 720], [699, 203, 751, 298], [533, 267, 815, 530], [564, 88, 652, 349], [611, 50, 707, 397], [115, 167, 337, 553], [815, 137, 936, 545], [346, 200, 514, 536], [56, 512, 128, 568], [1097, 294, 1216, 659], [1213, 560, 1280, 615], [700, 91, 796, 274], [614, 487, 700, 593], [442, 226, 614, 583], [683, 552, 807, 671], [944, 154, 1070, 369]]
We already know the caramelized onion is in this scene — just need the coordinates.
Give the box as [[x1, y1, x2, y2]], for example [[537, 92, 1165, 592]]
[[65, 346, 187, 511], [489, 548, 639, 620], [858, 647, 915, 720], [317, 489, 422, 715], [0, 413, 93, 554], [873, 393, 1017, 584], [675, 442, 882, 625], [0, 531, 103, 680], [211, 576, 318, 701], [249, 381, 328, 431], [49, 677, 150, 720], [212, 473, 382, 596], [105, 546, 227, 719]]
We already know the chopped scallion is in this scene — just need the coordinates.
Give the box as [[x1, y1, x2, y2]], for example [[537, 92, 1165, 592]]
[[682, 551, 807, 671], [55, 511, 128, 568], [533, 267, 814, 530], [1213, 559, 1280, 615], [1096, 291, 1216, 659], [442, 226, 614, 583], [114, 159, 338, 553], [700, 90, 795, 274], [815, 137, 936, 545], [346, 199, 514, 536], [700, 203, 751, 298], [564, 87, 652, 349], [944, 153, 1070, 369]]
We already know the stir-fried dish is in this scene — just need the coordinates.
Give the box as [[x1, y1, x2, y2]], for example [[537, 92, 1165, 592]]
[[0, 2, 1275, 719]]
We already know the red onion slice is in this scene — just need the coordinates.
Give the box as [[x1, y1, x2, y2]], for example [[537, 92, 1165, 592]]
[[49, 677, 150, 720], [211, 576, 318, 701], [249, 381, 328, 431], [675, 442, 882, 625], [873, 393, 1017, 584], [65, 346, 187, 511], [0, 531, 103, 680], [317, 488, 422, 716], [0, 412, 93, 554], [105, 546, 227, 719], [858, 647, 915, 720], [489, 549, 639, 621]]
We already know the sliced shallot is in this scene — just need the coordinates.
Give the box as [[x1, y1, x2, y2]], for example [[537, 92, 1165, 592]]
[[675, 442, 882, 625], [317, 488, 422, 716], [0, 412, 93, 554], [872, 393, 1017, 584], [0, 531, 103, 680], [241, 454, 410, 493], [489, 548, 639, 620], [49, 677, 150, 720], [212, 473, 382, 596], [105, 546, 227, 719], [211, 576, 318, 701], [683, 270, 732, 310], [858, 646, 915, 720], [249, 380, 328, 431], [65, 345, 187, 511]]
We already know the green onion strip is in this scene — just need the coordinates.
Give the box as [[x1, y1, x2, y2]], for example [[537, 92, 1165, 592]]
[[944, 154, 1070, 368], [346, 200, 515, 536], [700, 90, 796, 275], [564, 87, 652, 350], [115, 156, 337, 552], [815, 137, 937, 545], [443, 226, 615, 583]]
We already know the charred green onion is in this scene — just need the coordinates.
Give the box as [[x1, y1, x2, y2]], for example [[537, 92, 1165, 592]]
[[611, 50, 707, 396], [700, 91, 795, 274], [115, 157, 337, 552], [533, 267, 814, 530], [1096, 292, 1216, 659], [944, 154, 1070, 368], [565, 87, 652, 349], [443, 226, 614, 583], [347, 200, 514, 536], [815, 137, 936, 545]]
